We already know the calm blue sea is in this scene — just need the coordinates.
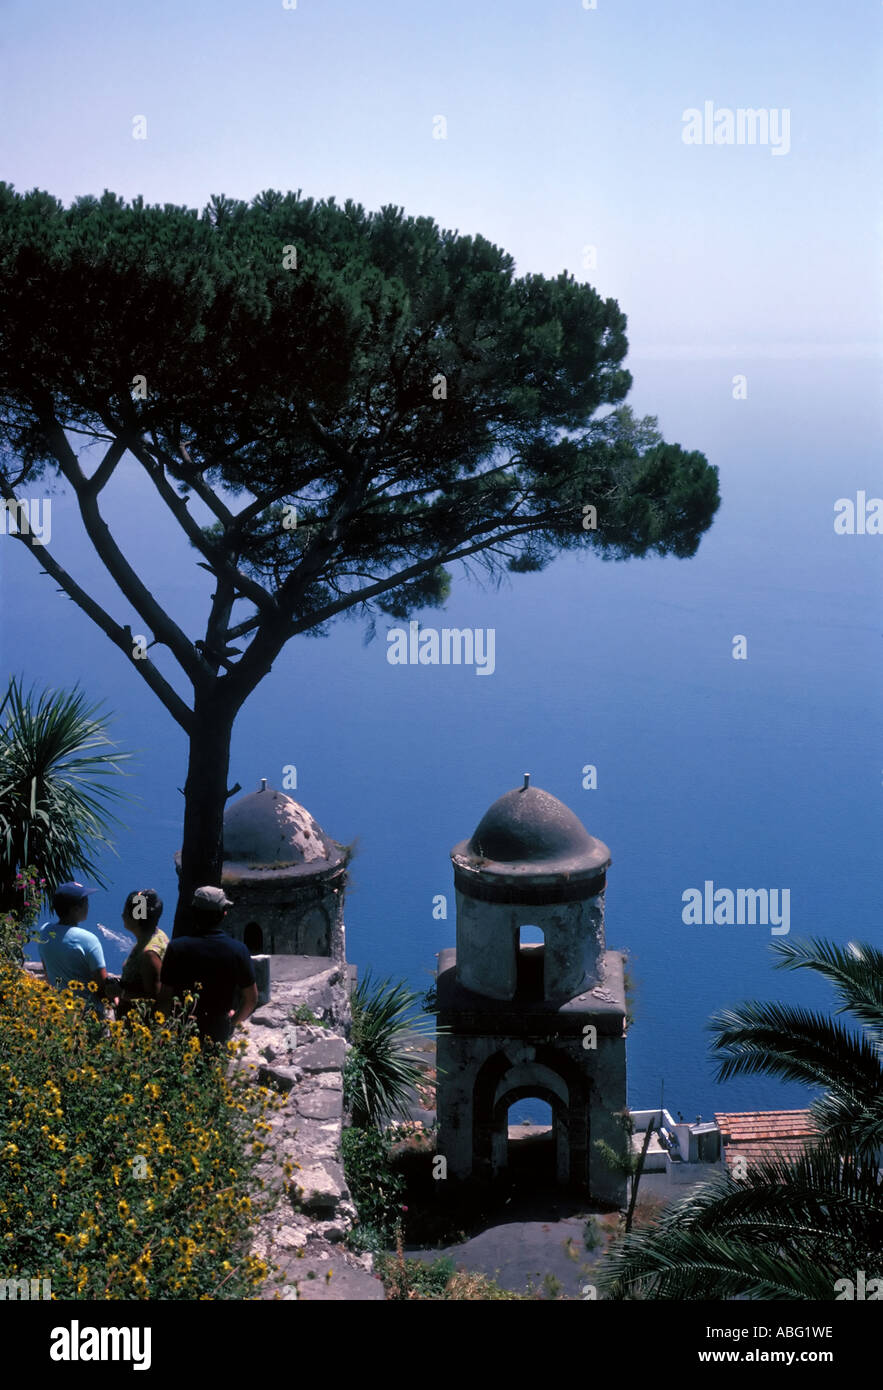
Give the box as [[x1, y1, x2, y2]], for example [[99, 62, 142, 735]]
[[3, 355, 881, 1122]]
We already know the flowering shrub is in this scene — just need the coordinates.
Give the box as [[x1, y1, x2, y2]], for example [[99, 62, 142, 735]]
[[0, 960, 283, 1298], [0, 867, 45, 966]]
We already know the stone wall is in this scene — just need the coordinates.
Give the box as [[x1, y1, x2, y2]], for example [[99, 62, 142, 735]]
[[234, 955, 385, 1300]]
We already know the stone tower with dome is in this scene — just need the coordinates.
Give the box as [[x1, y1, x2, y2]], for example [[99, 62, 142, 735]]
[[187, 779, 351, 961], [435, 776, 628, 1203]]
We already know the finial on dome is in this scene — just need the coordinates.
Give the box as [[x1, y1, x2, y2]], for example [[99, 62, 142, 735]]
[[522, 773, 530, 790], [259, 778, 267, 792]]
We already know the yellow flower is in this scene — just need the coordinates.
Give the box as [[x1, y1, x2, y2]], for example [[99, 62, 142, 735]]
[[120, 1093, 135, 1107], [124, 1218, 137, 1231], [118, 1199, 130, 1217], [111, 1165, 122, 1187], [86, 981, 98, 993]]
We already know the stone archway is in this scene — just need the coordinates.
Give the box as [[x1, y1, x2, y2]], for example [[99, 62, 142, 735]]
[[473, 1046, 593, 1191], [492, 1083, 568, 1186]]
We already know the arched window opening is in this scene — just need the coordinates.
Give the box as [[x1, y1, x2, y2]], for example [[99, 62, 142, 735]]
[[243, 921, 263, 955], [506, 1096, 555, 1187], [516, 925, 544, 999]]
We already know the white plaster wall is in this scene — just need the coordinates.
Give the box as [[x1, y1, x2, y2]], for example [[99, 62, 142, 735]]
[[455, 891, 606, 1000]]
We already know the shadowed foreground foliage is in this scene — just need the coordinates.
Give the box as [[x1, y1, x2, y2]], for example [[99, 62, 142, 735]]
[[600, 1144, 882, 1300], [599, 938, 883, 1300]]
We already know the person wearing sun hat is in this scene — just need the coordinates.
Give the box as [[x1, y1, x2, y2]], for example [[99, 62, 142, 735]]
[[157, 885, 257, 1045], [37, 880, 109, 1013]]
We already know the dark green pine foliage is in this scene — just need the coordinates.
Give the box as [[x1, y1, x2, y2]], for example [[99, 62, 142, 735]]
[[0, 186, 720, 921]]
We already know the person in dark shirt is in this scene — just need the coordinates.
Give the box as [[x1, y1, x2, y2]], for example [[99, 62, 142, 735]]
[[157, 886, 257, 1045]]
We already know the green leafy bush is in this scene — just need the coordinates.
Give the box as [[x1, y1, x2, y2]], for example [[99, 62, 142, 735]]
[[377, 1250, 456, 1298], [288, 1004, 328, 1028], [341, 1125, 405, 1242]]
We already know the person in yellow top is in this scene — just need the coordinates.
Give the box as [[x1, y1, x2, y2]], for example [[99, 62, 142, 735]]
[[109, 889, 169, 1017]]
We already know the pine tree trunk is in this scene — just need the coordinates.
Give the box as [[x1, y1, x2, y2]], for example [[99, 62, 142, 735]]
[[172, 690, 236, 937]]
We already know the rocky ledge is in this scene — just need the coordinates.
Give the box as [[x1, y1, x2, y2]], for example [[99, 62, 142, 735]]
[[232, 956, 385, 1301]]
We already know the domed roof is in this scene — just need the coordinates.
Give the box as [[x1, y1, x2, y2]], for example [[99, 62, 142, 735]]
[[221, 781, 346, 879], [451, 777, 610, 898]]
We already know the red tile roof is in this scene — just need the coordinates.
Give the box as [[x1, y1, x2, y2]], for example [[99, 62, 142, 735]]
[[715, 1110, 817, 1166]]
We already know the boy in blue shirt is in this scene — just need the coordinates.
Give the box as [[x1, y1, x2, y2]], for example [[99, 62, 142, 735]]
[[37, 881, 109, 1013]]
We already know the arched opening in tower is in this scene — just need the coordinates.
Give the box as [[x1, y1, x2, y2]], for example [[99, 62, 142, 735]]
[[516, 925, 545, 1000], [504, 1094, 556, 1188], [243, 922, 264, 955]]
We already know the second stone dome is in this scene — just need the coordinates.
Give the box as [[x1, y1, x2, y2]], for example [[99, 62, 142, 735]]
[[222, 780, 346, 880], [452, 779, 611, 889]]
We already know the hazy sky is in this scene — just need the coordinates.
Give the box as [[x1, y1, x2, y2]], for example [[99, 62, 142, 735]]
[[2, 0, 880, 361]]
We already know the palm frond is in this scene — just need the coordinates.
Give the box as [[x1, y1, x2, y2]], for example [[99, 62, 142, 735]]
[[771, 937, 883, 1035], [0, 677, 133, 906], [600, 1144, 882, 1300], [709, 1000, 881, 1102]]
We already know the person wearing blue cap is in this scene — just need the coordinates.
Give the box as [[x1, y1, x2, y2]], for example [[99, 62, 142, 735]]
[[37, 881, 109, 1012]]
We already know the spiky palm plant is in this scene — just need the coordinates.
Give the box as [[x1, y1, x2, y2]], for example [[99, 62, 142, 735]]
[[344, 970, 435, 1129], [712, 938, 883, 1160], [598, 938, 883, 1300], [0, 678, 131, 912], [600, 1143, 882, 1300]]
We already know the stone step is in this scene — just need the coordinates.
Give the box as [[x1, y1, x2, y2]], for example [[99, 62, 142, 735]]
[[276, 1262, 386, 1301]]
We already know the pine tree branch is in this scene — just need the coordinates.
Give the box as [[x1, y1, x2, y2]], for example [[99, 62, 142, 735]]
[[0, 481, 193, 733], [40, 416, 209, 688]]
